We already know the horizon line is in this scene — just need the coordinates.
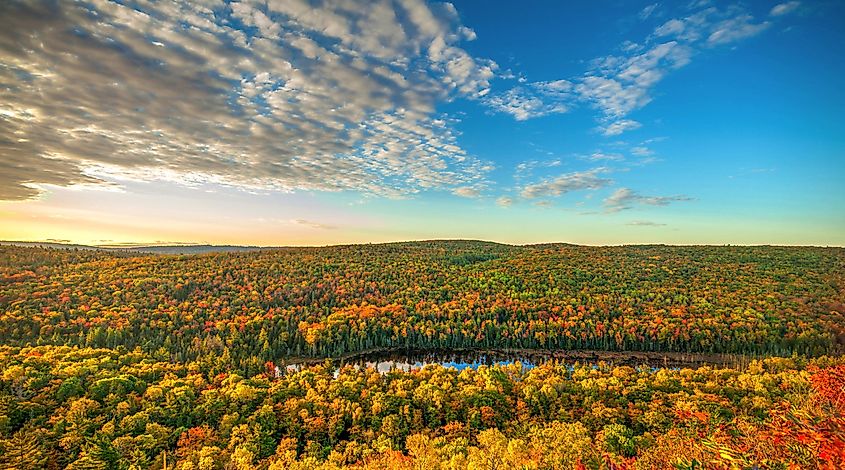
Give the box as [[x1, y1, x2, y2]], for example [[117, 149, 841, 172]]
[[2, 239, 843, 250]]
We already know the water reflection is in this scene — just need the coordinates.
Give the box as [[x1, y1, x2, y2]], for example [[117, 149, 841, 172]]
[[279, 348, 749, 377]]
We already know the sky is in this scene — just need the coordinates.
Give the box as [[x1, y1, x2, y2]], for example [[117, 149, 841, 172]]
[[1, 0, 843, 246]]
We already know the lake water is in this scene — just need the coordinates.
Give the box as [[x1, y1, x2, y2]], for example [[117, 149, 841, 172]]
[[280, 348, 750, 376]]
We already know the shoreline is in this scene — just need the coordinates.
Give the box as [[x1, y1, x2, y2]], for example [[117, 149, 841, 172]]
[[278, 347, 786, 368]]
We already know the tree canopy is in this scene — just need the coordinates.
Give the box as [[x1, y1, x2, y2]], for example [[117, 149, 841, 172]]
[[1, 242, 843, 468]]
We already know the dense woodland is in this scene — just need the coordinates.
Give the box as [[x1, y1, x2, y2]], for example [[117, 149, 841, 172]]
[[1, 242, 844, 468], [1, 346, 844, 469], [1, 242, 844, 371]]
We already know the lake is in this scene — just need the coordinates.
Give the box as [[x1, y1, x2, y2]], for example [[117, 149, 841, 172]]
[[279, 348, 755, 375]]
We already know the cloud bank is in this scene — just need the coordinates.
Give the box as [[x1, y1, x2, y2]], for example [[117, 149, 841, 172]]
[[0, 0, 496, 200]]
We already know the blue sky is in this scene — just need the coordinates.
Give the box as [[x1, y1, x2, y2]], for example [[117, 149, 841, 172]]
[[0, 0, 843, 245]]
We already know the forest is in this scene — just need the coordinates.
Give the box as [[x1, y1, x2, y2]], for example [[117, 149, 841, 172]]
[[1, 242, 844, 468]]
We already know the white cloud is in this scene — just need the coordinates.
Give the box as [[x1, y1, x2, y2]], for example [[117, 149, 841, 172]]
[[291, 219, 337, 230], [630, 146, 654, 157], [654, 19, 686, 37], [496, 196, 513, 207], [601, 119, 643, 136], [1, 0, 801, 203], [575, 77, 651, 121], [707, 15, 770, 45], [484, 80, 571, 120], [604, 187, 692, 212], [688, 0, 712, 9], [586, 152, 625, 161], [453, 186, 482, 198], [488, 1, 788, 135], [513, 158, 562, 182], [640, 4, 660, 20], [770, 1, 801, 17], [626, 220, 667, 226], [577, 41, 692, 122], [459, 26, 478, 41], [0, 0, 495, 200], [521, 168, 612, 199]]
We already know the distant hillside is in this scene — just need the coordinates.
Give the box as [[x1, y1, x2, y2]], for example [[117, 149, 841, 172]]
[[122, 244, 267, 255], [0, 240, 267, 255], [0, 241, 109, 251], [0, 239, 522, 255], [3, 239, 833, 257]]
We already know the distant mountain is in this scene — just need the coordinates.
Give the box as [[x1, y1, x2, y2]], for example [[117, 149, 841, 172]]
[[0, 241, 108, 251], [1, 239, 589, 255], [0, 241, 269, 255], [122, 244, 267, 255]]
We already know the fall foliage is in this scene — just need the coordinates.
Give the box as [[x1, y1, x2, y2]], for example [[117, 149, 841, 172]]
[[1, 242, 843, 468]]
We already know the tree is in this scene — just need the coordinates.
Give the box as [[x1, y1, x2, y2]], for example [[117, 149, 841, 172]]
[[0, 430, 47, 470]]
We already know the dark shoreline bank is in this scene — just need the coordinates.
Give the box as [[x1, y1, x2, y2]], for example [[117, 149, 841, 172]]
[[278, 347, 783, 369]]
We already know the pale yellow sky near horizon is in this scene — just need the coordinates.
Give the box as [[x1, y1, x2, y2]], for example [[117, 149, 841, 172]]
[[2, 181, 843, 248]]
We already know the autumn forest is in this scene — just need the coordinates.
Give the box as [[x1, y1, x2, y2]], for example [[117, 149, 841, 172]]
[[1, 242, 844, 469]]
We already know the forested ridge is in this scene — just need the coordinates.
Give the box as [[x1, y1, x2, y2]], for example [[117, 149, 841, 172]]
[[1, 242, 844, 468], [1, 242, 843, 372]]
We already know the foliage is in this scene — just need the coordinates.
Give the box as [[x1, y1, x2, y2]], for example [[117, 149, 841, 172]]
[[0, 347, 842, 468], [1, 243, 844, 468], [1, 243, 843, 374]]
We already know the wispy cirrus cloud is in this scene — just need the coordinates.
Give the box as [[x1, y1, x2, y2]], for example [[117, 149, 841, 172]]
[[770, 1, 801, 17], [600, 119, 643, 136], [521, 168, 612, 199], [706, 14, 770, 45], [604, 188, 692, 212], [291, 219, 337, 230], [626, 220, 667, 227], [585, 151, 625, 162], [0, 0, 497, 201], [485, 2, 783, 136], [639, 3, 660, 20], [630, 146, 655, 157]]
